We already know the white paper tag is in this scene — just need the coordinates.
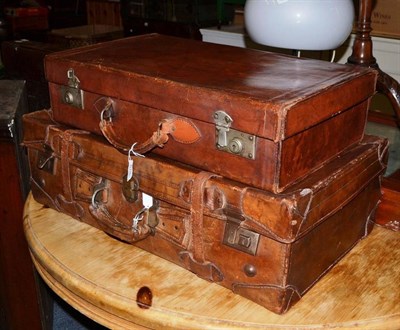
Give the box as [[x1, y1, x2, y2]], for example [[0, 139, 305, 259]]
[[142, 193, 153, 209], [126, 143, 146, 182], [127, 158, 134, 181]]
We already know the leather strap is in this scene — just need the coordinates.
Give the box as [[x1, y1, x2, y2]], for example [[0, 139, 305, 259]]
[[179, 252, 224, 282], [179, 171, 224, 282], [56, 129, 88, 219], [54, 194, 85, 219], [59, 130, 88, 199], [190, 171, 215, 262], [30, 177, 62, 212]]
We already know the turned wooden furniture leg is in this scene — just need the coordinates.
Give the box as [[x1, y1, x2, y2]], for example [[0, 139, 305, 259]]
[[347, 0, 400, 230], [347, 0, 400, 125]]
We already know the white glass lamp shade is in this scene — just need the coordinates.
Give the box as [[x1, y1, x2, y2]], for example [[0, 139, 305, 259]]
[[244, 0, 355, 51]]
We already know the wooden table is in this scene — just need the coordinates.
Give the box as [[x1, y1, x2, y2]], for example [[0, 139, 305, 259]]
[[24, 194, 400, 329]]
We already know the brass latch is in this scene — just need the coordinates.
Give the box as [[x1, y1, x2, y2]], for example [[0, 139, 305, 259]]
[[213, 110, 256, 159], [223, 221, 260, 255], [60, 68, 84, 109]]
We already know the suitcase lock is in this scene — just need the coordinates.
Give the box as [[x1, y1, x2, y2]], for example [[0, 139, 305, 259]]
[[223, 221, 260, 255], [213, 111, 256, 160], [61, 68, 84, 109]]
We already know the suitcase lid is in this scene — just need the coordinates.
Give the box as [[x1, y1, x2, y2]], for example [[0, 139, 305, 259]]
[[44, 34, 377, 141]]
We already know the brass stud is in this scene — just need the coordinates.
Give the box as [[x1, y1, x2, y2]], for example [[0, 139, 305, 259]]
[[244, 264, 257, 277]]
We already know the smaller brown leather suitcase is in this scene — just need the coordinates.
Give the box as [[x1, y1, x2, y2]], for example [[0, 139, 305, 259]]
[[44, 34, 378, 193], [23, 110, 388, 314]]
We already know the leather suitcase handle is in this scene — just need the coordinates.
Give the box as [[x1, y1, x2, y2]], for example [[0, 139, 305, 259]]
[[89, 185, 157, 243], [98, 98, 202, 154], [98, 98, 175, 154]]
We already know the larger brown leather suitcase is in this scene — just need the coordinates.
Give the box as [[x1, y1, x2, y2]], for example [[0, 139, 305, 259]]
[[44, 34, 377, 193], [23, 110, 387, 314]]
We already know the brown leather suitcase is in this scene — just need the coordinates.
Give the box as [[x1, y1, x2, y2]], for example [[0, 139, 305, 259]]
[[44, 34, 377, 193], [23, 110, 387, 314]]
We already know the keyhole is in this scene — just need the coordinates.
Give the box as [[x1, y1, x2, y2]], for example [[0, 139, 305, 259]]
[[228, 138, 243, 154], [64, 91, 74, 104]]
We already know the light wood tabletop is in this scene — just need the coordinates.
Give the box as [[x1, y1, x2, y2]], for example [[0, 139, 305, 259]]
[[23, 193, 400, 329]]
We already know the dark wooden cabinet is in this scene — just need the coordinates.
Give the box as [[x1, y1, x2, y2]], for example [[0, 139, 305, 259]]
[[120, 0, 230, 39], [0, 81, 43, 330], [46, 0, 87, 28], [87, 0, 122, 27]]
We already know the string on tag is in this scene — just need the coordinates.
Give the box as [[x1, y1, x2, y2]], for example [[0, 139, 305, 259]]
[[127, 142, 145, 181], [131, 193, 154, 232], [132, 208, 145, 232]]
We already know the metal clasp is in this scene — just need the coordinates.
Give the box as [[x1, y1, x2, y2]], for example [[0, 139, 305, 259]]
[[132, 193, 159, 233], [61, 68, 84, 109], [132, 207, 147, 232], [213, 110, 256, 160], [37, 146, 55, 174], [67, 68, 80, 88], [214, 110, 233, 148]]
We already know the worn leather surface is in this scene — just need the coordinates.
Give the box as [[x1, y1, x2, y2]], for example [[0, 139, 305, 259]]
[[23, 110, 386, 314], [45, 34, 377, 193]]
